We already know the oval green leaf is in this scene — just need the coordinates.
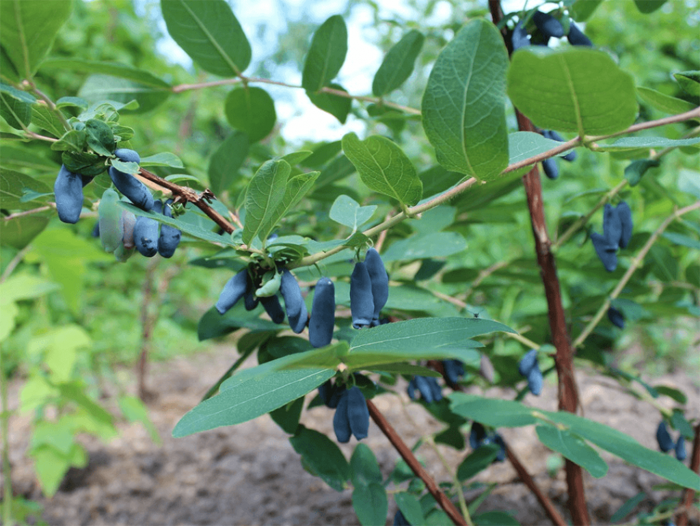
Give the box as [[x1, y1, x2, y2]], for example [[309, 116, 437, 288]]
[[421, 19, 509, 181], [302, 15, 347, 93], [372, 30, 425, 97], [225, 86, 277, 143], [508, 48, 638, 136]]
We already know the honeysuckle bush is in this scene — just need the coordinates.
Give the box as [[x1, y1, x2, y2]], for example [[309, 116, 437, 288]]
[[1, 0, 699, 525]]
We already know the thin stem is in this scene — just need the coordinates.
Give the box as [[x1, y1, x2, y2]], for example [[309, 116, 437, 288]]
[[24, 130, 57, 142], [2, 206, 52, 222], [425, 436, 473, 526], [588, 106, 700, 142], [573, 200, 700, 348], [463, 261, 508, 302], [29, 86, 71, 131], [366, 400, 468, 526], [0, 246, 30, 284]]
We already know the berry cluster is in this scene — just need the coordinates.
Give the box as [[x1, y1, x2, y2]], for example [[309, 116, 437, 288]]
[[591, 201, 633, 272], [512, 10, 593, 51], [56, 148, 182, 262], [469, 422, 506, 462], [518, 349, 543, 396], [656, 421, 687, 461], [541, 129, 577, 180]]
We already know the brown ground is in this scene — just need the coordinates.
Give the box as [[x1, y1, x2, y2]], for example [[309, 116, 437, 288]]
[[4, 345, 699, 526]]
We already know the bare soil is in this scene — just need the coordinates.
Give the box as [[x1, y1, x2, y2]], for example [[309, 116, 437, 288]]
[[4, 345, 699, 526]]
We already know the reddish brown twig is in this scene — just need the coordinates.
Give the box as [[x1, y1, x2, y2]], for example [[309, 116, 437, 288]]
[[366, 400, 468, 526], [138, 168, 236, 234], [505, 442, 568, 526], [487, 2, 590, 523], [677, 423, 700, 526]]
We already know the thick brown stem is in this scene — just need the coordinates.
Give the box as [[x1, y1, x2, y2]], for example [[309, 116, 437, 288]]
[[366, 400, 468, 526], [677, 423, 700, 526], [487, 1, 590, 522]]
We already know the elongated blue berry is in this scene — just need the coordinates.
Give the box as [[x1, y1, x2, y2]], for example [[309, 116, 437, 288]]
[[91, 222, 100, 238], [656, 421, 674, 452], [260, 294, 285, 324], [309, 278, 335, 348], [133, 215, 159, 257], [533, 11, 564, 38], [333, 392, 351, 443], [365, 248, 389, 324], [416, 376, 434, 403], [469, 422, 487, 450], [158, 199, 181, 258], [346, 386, 369, 440], [494, 434, 506, 462], [603, 203, 623, 249], [518, 349, 538, 377], [216, 270, 248, 315], [591, 232, 618, 272], [567, 22, 593, 47], [279, 269, 307, 333], [675, 436, 687, 461], [121, 210, 136, 249], [511, 21, 530, 50], [54, 165, 83, 224], [616, 201, 633, 249], [443, 359, 465, 385], [350, 262, 374, 329], [244, 272, 259, 311], [409, 376, 442, 403], [393, 511, 411, 526], [527, 364, 543, 396], [542, 158, 559, 180], [109, 149, 153, 211], [98, 188, 123, 253], [608, 307, 625, 329], [318, 380, 346, 409]]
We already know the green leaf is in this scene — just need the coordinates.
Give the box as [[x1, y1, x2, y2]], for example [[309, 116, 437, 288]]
[[367, 363, 442, 377], [242, 159, 290, 244], [172, 360, 334, 437], [78, 74, 168, 113], [450, 394, 700, 490], [674, 70, 700, 97], [508, 131, 573, 175], [307, 83, 352, 124], [258, 170, 320, 239], [31, 445, 72, 497], [85, 119, 115, 156], [40, 58, 170, 88], [600, 136, 700, 152], [269, 397, 304, 435], [207, 131, 249, 195], [290, 425, 350, 492], [342, 133, 422, 206], [0, 274, 58, 306], [0, 168, 51, 210], [161, 0, 251, 76], [609, 492, 646, 523], [0, 0, 73, 78], [225, 86, 276, 143], [56, 96, 88, 110], [350, 443, 383, 487], [197, 304, 278, 341], [654, 385, 687, 404], [30, 104, 66, 138], [633, 0, 668, 13], [624, 159, 660, 186], [421, 19, 509, 181], [570, 0, 604, 21], [118, 395, 161, 444], [372, 30, 424, 96], [0, 83, 35, 129], [457, 443, 501, 481], [535, 425, 608, 478], [395, 492, 424, 525], [353, 482, 388, 526], [51, 129, 86, 153], [0, 213, 50, 249], [382, 232, 467, 262], [0, 44, 19, 84], [302, 15, 347, 93], [663, 232, 700, 250], [508, 48, 638, 136], [140, 152, 184, 168], [637, 86, 697, 116], [329, 195, 376, 231]]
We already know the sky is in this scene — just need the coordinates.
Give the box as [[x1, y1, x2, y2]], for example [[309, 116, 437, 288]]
[[136, 0, 529, 145]]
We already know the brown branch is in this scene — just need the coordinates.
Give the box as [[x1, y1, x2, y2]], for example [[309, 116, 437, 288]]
[[488, 2, 590, 523], [138, 168, 236, 234], [677, 423, 700, 526], [366, 400, 468, 526], [137, 258, 158, 400], [505, 442, 568, 526]]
